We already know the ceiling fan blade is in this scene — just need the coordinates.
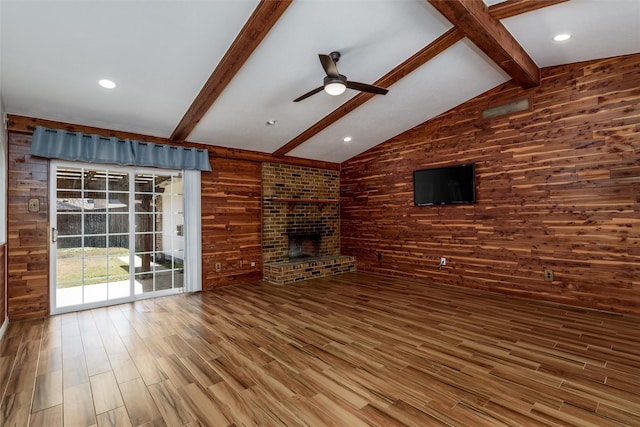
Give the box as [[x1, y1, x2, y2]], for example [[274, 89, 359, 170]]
[[319, 54, 339, 78], [293, 86, 324, 102], [346, 81, 389, 95]]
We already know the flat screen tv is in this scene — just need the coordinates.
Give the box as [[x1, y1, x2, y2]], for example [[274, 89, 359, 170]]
[[413, 164, 476, 206]]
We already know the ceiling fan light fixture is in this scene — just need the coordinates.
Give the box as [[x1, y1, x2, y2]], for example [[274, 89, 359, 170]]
[[325, 80, 346, 96], [294, 53, 387, 102]]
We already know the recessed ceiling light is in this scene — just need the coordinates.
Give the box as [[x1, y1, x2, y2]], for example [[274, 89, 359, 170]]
[[343, 136, 352, 142], [265, 119, 277, 126], [98, 79, 116, 89], [553, 33, 571, 42]]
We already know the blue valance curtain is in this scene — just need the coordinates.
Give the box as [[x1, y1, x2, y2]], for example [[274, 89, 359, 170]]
[[30, 126, 212, 172]]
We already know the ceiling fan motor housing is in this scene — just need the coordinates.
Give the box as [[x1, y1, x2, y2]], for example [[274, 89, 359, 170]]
[[324, 75, 347, 86], [324, 75, 347, 95]]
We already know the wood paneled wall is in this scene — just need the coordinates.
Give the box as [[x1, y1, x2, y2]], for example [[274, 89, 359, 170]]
[[0, 244, 6, 328], [6, 133, 265, 318], [199, 157, 263, 290], [341, 54, 640, 315], [7, 133, 50, 320]]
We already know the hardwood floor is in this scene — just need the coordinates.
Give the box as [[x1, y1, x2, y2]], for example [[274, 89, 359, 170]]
[[1, 271, 639, 426]]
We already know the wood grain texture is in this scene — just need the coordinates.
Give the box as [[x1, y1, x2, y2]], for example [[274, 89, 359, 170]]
[[201, 157, 263, 289], [29, 405, 63, 427], [0, 319, 44, 426], [428, 0, 540, 87], [488, 0, 569, 20], [0, 272, 639, 426], [340, 53, 640, 315], [6, 136, 265, 318], [63, 382, 96, 426], [272, 0, 565, 157], [273, 28, 464, 156], [6, 133, 50, 320], [170, 0, 293, 143], [0, 244, 5, 330]]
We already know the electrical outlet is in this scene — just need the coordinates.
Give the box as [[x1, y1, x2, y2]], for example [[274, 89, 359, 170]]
[[544, 268, 554, 282], [28, 198, 40, 213], [250, 261, 256, 267], [215, 262, 221, 272]]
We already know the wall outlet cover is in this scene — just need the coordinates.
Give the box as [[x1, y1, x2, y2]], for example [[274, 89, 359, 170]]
[[28, 198, 40, 212]]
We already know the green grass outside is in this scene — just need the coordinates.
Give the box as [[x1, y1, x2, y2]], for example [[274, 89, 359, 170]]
[[56, 247, 180, 288], [56, 247, 129, 288]]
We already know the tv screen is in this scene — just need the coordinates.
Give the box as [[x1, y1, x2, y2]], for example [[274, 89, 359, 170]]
[[413, 164, 476, 206]]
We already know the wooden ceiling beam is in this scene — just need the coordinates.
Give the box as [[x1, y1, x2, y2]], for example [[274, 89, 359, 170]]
[[169, 0, 292, 143], [274, 0, 562, 157], [273, 27, 464, 157], [428, 0, 539, 88], [489, 0, 569, 20]]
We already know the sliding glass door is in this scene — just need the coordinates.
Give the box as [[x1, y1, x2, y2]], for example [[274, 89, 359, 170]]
[[51, 162, 184, 314], [133, 171, 184, 295]]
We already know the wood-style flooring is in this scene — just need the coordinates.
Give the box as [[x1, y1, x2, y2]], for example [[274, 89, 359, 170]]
[[1, 271, 639, 426]]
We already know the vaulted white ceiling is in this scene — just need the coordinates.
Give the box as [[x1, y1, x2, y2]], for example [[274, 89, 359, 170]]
[[1, 0, 639, 164]]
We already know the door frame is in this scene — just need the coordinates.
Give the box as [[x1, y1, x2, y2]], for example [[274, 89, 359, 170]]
[[49, 160, 185, 315]]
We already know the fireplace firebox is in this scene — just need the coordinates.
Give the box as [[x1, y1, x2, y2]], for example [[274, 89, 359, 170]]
[[288, 233, 321, 260]]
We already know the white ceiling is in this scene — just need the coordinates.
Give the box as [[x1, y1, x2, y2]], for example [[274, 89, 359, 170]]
[[1, 0, 639, 164]]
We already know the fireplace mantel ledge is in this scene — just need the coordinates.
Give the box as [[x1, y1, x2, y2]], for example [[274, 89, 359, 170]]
[[266, 197, 339, 211]]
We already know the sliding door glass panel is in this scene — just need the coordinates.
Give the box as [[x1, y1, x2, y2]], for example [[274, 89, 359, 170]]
[[134, 172, 183, 294], [53, 166, 132, 309], [52, 164, 185, 313], [55, 168, 84, 307]]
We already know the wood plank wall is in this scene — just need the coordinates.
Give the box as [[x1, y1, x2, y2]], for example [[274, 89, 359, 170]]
[[340, 53, 640, 315], [6, 135, 265, 318], [7, 133, 50, 320], [0, 244, 5, 328], [201, 157, 263, 289]]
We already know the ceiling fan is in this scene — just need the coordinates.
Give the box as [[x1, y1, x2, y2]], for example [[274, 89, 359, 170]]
[[293, 51, 389, 102]]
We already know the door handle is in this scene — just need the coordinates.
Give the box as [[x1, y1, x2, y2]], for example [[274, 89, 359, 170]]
[[52, 227, 58, 243]]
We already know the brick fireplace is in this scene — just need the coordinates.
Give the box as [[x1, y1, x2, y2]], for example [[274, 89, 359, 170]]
[[262, 163, 355, 284]]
